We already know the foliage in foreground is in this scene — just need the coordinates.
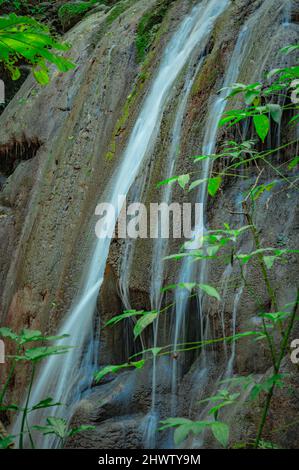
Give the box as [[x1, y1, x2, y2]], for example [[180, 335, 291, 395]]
[[96, 44, 299, 448], [0, 328, 94, 448], [0, 13, 75, 84]]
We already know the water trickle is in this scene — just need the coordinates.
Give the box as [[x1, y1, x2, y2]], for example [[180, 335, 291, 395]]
[[170, 8, 257, 413]]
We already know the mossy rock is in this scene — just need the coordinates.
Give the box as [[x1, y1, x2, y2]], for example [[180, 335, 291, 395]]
[[136, 0, 174, 63], [58, 1, 105, 31]]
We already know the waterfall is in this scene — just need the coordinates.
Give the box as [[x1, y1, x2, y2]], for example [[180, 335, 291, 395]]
[[144, 58, 207, 449], [14, 0, 231, 448]]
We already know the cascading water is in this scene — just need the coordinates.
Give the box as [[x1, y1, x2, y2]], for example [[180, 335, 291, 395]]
[[169, 0, 290, 415], [144, 58, 207, 449], [14, 0, 232, 448], [182, 0, 293, 439], [170, 7, 257, 411]]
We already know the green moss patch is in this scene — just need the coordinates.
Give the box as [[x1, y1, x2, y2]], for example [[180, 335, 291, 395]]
[[136, 0, 174, 63], [58, 1, 105, 31], [106, 0, 136, 26]]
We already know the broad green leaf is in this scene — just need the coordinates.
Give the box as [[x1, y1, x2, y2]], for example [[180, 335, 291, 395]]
[[33, 67, 49, 85], [211, 422, 229, 448], [0, 13, 75, 83], [207, 245, 220, 257], [250, 182, 276, 201], [245, 89, 260, 105], [267, 104, 282, 124], [134, 311, 158, 339], [0, 327, 19, 342], [0, 435, 15, 449], [263, 255, 277, 269], [198, 284, 221, 301], [177, 174, 190, 190], [159, 417, 192, 430], [288, 156, 299, 169], [19, 329, 43, 344], [253, 114, 270, 142], [208, 176, 222, 196], [174, 424, 193, 445], [33, 417, 67, 439]]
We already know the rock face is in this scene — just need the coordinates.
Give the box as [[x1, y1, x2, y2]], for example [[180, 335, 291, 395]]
[[0, 0, 298, 449]]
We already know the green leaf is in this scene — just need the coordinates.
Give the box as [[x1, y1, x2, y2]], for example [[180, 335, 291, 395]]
[[13, 345, 71, 362], [0, 435, 15, 449], [31, 397, 62, 411], [94, 364, 128, 382], [162, 282, 197, 293], [94, 360, 145, 383], [198, 284, 221, 301], [260, 311, 290, 323], [253, 114, 270, 142], [174, 424, 193, 445], [245, 89, 260, 105], [211, 422, 229, 448], [189, 178, 205, 191], [0, 327, 19, 342], [177, 174, 190, 190], [33, 417, 67, 439], [157, 176, 181, 187], [68, 425, 95, 438], [263, 255, 277, 269], [267, 104, 282, 124], [159, 417, 192, 430], [0, 404, 19, 412], [250, 182, 276, 201], [280, 44, 299, 55], [0, 13, 75, 84], [105, 310, 145, 327], [288, 156, 299, 169], [33, 67, 49, 85], [208, 176, 222, 196], [19, 329, 43, 344], [134, 311, 158, 339]]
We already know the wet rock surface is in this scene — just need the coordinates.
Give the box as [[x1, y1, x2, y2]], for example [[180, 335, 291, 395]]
[[0, 0, 298, 449]]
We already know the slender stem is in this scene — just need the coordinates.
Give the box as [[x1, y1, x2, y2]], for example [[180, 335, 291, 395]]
[[19, 363, 35, 449], [26, 414, 35, 449], [255, 289, 299, 447], [0, 345, 21, 404], [0, 361, 16, 405], [242, 201, 278, 311]]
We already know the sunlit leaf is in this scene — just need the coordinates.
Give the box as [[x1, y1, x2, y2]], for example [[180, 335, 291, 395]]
[[134, 311, 158, 339], [208, 176, 222, 196], [253, 114, 270, 142], [211, 422, 229, 448]]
